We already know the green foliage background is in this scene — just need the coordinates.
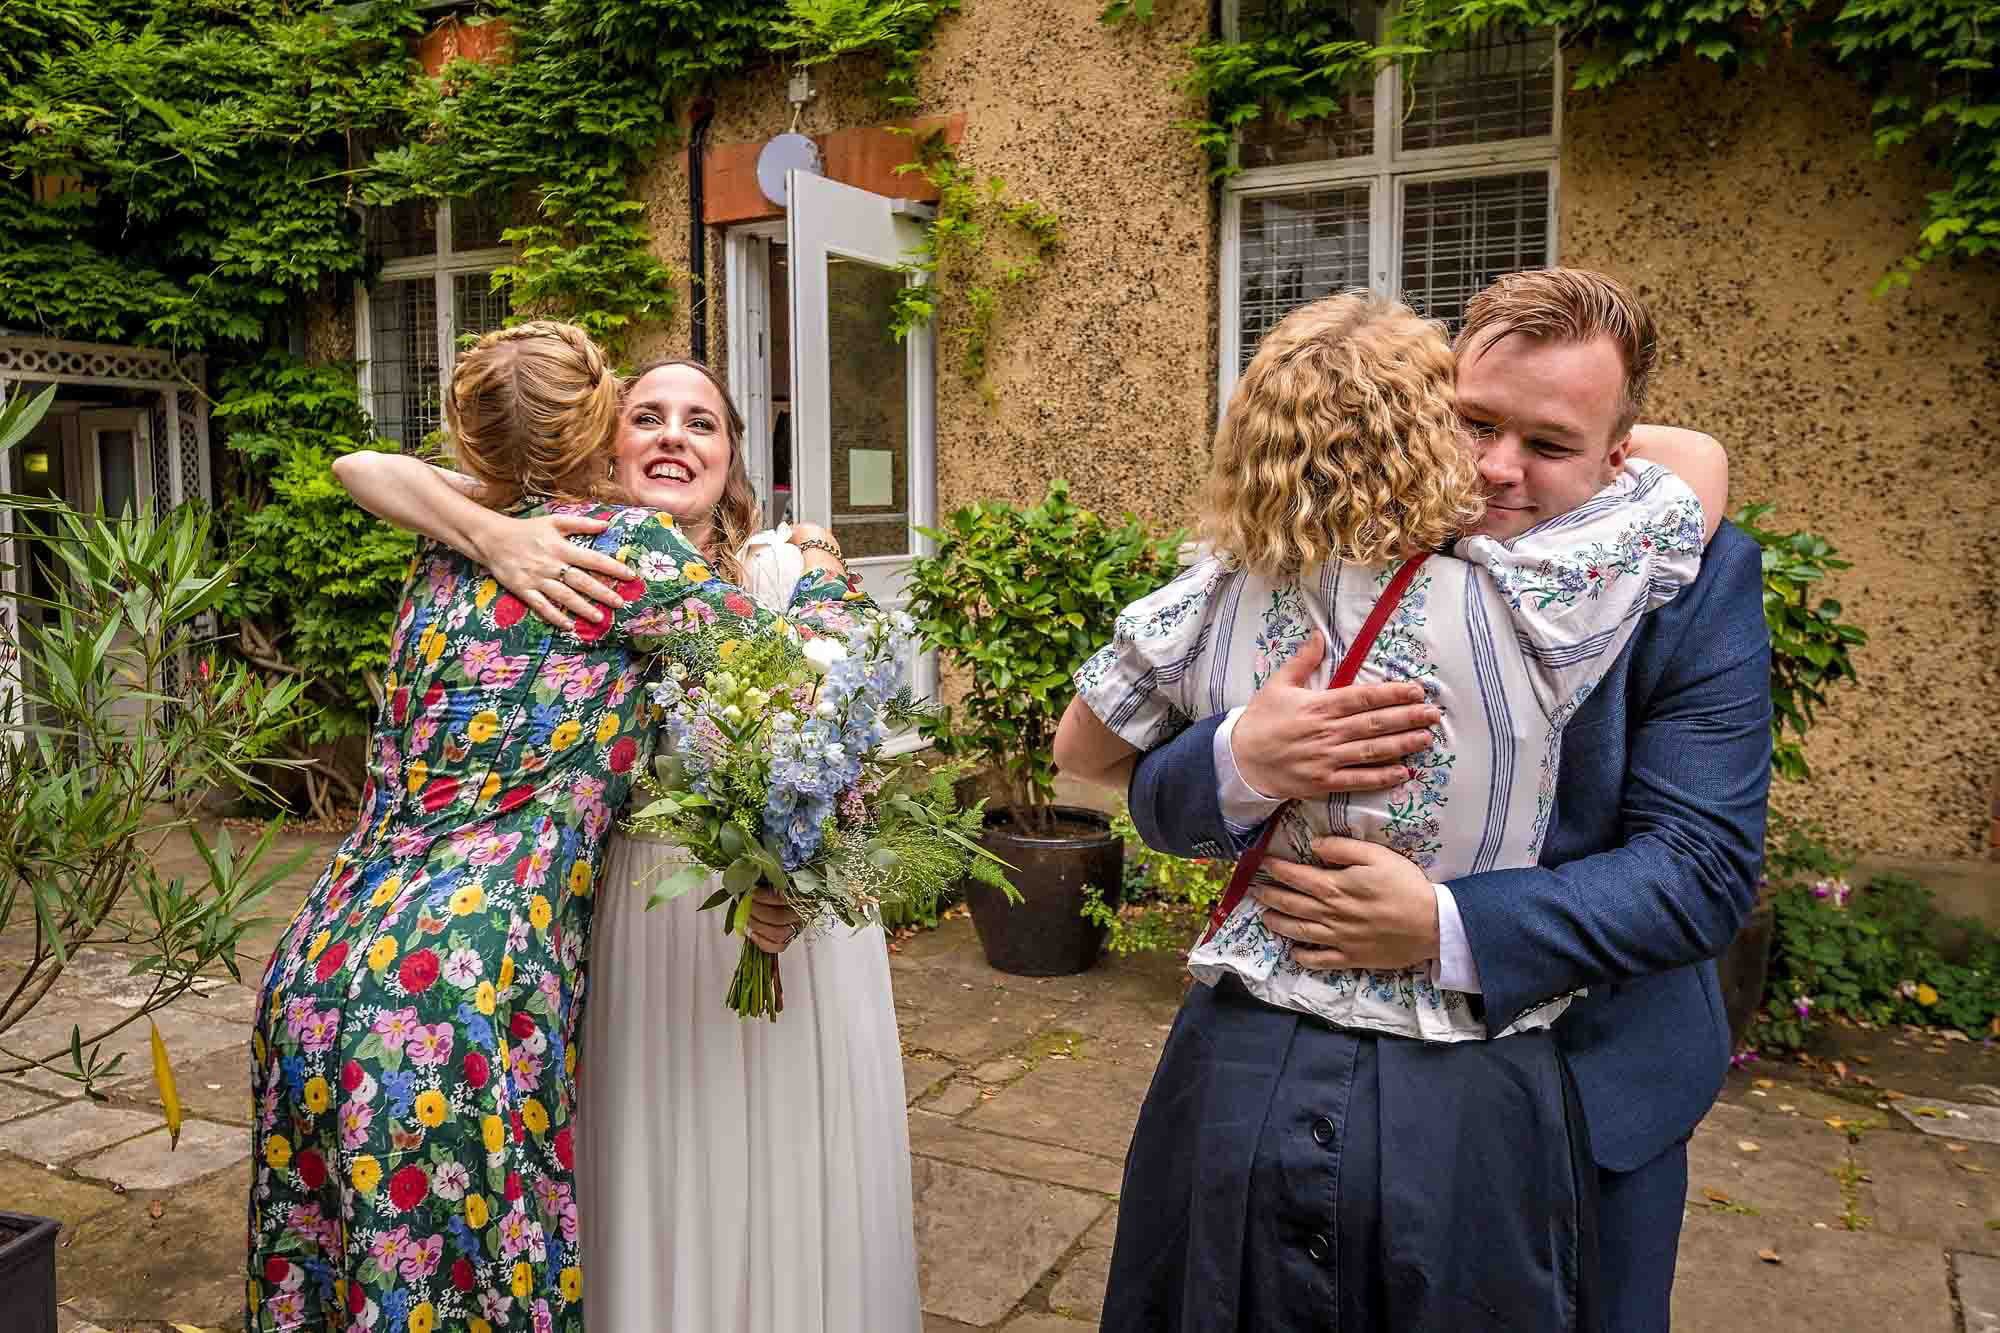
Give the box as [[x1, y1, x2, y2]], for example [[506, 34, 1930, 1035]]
[[0, 0, 958, 800]]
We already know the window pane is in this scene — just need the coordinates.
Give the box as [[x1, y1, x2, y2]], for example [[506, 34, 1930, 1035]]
[[97, 430, 138, 517], [1237, 186, 1373, 370], [368, 278, 441, 446], [453, 271, 512, 350], [1237, 0, 1382, 167], [451, 188, 514, 252], [367, 200, 437, 263], [825, 257, 910, 561], [1399, 25, 1556, 152], [1399, 171, 1550, 330]]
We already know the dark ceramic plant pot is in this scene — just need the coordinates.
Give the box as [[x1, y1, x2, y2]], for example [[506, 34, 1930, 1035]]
[[0, 1210, 59, 1333], [1718, 904, 1776, 1051], [965, 805, 1123, 976]]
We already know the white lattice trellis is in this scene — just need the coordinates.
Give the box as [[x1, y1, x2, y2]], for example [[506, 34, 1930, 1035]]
[[0, 337, 212, 730]]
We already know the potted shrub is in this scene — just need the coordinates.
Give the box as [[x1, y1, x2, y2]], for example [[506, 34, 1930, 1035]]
[[1, 384, 309, 1329], [1720, 504, 1868, 1050], [907, 479, 1180, 974]]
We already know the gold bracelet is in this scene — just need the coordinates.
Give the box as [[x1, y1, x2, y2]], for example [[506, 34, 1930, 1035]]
[[798, 536, 843, 560]]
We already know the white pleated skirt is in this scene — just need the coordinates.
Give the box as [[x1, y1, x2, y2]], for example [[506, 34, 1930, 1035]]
[[575, 833, 922, 1333]]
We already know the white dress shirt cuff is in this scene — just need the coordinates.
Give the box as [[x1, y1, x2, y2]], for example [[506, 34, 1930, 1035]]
[[1431, 882, 1482, 994], [1214, 706, 1286, 833]]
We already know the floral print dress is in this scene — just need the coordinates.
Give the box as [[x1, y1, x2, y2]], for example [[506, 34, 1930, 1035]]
[[247, 502, 865, 1333]]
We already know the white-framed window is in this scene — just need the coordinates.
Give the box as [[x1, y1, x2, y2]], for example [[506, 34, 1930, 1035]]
[[1220, 0, 1559, 396], [355, 194, 514, 446]]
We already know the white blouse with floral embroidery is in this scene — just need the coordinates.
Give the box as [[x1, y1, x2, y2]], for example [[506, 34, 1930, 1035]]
[[1074, 460, 1705, 1042]]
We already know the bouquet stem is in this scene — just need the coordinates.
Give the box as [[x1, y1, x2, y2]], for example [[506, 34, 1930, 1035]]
[[727, 939, 785, 1020]]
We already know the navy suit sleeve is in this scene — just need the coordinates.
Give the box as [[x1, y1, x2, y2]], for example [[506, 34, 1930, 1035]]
[[1448, 527, 1774, 1031], [1124, 714, 1263, 862]]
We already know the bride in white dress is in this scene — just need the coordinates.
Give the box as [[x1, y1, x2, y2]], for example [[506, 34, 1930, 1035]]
[[332, 359, 922, 1333], [578, 527, 921, 1333]]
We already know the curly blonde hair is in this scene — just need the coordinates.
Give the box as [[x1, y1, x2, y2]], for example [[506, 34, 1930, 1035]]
[[1200, 292, 1484, 578], [623, 358, 760, 587], [446, 320, 620, 510]]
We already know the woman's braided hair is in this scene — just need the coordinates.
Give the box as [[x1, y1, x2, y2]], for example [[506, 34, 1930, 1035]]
[[446, 320, 621, 510]]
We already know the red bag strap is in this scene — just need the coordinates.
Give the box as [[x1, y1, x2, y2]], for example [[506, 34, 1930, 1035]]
[[1197, 554, 1431, 946]]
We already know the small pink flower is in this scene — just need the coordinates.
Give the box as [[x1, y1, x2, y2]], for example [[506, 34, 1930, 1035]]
[[407, 1022, 454, 1068]]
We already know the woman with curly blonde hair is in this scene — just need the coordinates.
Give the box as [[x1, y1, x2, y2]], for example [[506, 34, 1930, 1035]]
[[1056, 289, 1727, 1330]]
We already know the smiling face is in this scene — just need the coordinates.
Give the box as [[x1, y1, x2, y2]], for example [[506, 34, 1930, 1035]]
[[1454, 330, 1631, 541], [612, 364, 734, 543]]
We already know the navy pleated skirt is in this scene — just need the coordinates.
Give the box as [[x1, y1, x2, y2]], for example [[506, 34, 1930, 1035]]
[[1102, 977, 1600, 1333]]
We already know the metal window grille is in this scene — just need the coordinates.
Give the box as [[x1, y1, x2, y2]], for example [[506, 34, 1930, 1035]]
[[1399, 25, 1556, 152], [369, 278, 442, 446], [368, 200, 438, 263], [453, 273, 511, 351], [1237, 187, 1373, 369], [450, 190, 512, 252], [1399, 171, 1551, 329]]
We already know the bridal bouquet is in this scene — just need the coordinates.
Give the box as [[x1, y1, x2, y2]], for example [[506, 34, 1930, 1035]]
[[627, 608, 1016, 1019]]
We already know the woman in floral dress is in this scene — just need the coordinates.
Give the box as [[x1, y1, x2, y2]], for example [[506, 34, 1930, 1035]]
[[332, 359, 922, 1333], [247, 324, 855, 1332]]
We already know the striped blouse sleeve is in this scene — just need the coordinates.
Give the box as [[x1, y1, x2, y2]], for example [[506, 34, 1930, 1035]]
[[1456, 460, 1706, 719], [1072, 557, 1228, 751]]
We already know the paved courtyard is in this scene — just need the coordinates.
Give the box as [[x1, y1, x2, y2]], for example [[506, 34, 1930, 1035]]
[[6, 825, 2000, 1331]]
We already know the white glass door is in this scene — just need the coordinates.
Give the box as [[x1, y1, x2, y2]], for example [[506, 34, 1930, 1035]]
[[77, 408, 153, 518], [786, 172, 938, 711]]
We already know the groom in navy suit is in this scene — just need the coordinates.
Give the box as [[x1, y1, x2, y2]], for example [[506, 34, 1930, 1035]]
[[1110, 270, 1772, 1331]]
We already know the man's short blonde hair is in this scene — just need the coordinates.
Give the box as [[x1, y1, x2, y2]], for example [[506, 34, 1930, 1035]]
[[1200, 292, 1483, 578], [1454, 267, 1659, 439]]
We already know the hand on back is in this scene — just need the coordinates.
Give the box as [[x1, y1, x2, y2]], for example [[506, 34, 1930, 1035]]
[[1232, 631, 1439, 800]]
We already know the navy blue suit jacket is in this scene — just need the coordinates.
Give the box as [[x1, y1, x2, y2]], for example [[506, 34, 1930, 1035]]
[[1125, 521, 1773, 1172]]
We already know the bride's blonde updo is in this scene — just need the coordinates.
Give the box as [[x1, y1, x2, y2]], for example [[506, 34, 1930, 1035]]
[[446, 320, 621, 509]]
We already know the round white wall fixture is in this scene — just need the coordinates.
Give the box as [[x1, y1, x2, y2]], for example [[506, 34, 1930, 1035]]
[[755, 134, 822, 208]]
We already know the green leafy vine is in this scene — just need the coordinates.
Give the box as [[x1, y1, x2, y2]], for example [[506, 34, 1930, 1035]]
[[888, 132, 1062, 393]]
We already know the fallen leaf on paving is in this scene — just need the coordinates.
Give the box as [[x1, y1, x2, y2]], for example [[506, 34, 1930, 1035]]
[[1913, 1106, 1943, 1117], [1705, 1188, 1733, 1203], [1947, 1143, 1971, 1153], [1885, 1090, 1907, 1101], [1825, 1117, 1847, 1131], [148, 1200, 164, 1220], [1755, 1078, 1775, 1089], [1750, 1090, 1768, 1098], [1854, 1055, 1873, 1065], [1738, 1140, 1762, 1153], [1833, 1061, 1849, 1080], [1779, 1103, 1797, 1113], [1758, 1248, 1782, 1264], [1855, 1075, 1877, 1088]]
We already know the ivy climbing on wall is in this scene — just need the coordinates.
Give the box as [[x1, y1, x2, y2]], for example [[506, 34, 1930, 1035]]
[[0, 0, 979, 806], [888, 132, 1063, 393], [1106, 0, 1997, 293]]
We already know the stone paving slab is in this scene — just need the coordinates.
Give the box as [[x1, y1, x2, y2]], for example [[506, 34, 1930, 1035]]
[[1686, 1101, 1855, 1225], [0, 1158, 127, 1234], [1671, 1210, 1953, 1333], [1897, 1095, 2000, 1144], [0, 1101, 161, 1165], [907, 1108, 1125, 1196], [1857, 1126, 2000, 1249], [1, 995, 251, 1099], [913, 1156, 1109, 1328], [963, 1050, 1157, 1162], [73, 1116, 248, 1191], [904, 1055, 955, 1105], [1956, 1251, 2000, 1333], [999, 1317, 1093, 1332], [0, 1079, 57, 1124], [59, 1164, 249, 1329], [896, 982, 1071, 1065], [1047, 1205, 1117, 1321], [104, 1040, 254, 1127]]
